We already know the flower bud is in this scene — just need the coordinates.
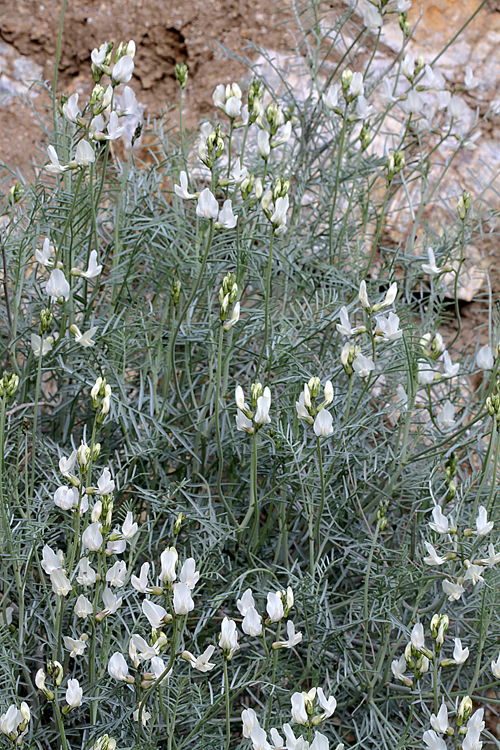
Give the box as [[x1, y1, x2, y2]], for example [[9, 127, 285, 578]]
[[175, 63, 188, 89], [47, 660, 64, 686], [341, 69, 353, 94], [457, 696, 472, 727], [251, 382, 263, 407]]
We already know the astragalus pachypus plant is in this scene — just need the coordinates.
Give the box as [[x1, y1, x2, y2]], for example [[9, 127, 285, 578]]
[[1, 0, 500, 748]]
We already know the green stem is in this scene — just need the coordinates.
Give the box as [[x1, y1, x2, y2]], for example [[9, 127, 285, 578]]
[[139, 615, 180, 733], [361, 519, 381, 680], [52, 0, 68, 130], [256, 230, 274, 377], [54, 169, 84, 268], [433, 651, 439, 714], [266, 622, 281, 729], [223, 658, 231, 750], [472, 418, 496, 519], [313, 436, 325, 543], [29, 348, 44, 502], [328, 110, 348, 264], [215, 326, 236, 526], [53, 692, 69, 750]]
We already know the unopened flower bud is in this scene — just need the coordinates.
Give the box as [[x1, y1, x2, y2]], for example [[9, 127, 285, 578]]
[[171, 279, 181, 305], [47, 660, 64, 686], [251, 382, 263, 406], [175, 63, 188, 89], [174, 512, 184, 535], [457, 696, 472, 726], [341, 69, 353, 94]]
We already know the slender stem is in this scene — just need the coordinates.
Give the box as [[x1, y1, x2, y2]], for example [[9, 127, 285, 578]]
[[486, 427, 500, 514], [328, 110, 348, 264], [433, 651, 439, 714], [363, 185, 390, 279], [54, 170, 84, 268], [256, 230, 274, 376], [313, 436, 325, 543], [223, 658, 231, 750], [472, 418, 496, 519], [139, 615, 180, 733], [266, 622, 281, 729], [53, 692, 69, 750], [344, 375, 353, 424], [361, 519, 381, 679], [214, 326, 236, 526], [111, 149, 133, 305], [29, 347, 44, 502], [179, 86, 187, 172], [52, 0, 68, 130]]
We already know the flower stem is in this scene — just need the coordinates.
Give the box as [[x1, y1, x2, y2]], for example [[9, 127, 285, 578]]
[[256, 229, 274, 377], [223, 657, 231, 750]]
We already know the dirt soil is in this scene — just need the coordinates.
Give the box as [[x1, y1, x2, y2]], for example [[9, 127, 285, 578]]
[[0, 0, 290, 175]]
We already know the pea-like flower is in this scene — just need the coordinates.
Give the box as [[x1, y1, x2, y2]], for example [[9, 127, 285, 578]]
[[181, 645, 216, 672], [46, 269, 70, 302], [173, 581, 194, 615], [242, 606, 263, 637]]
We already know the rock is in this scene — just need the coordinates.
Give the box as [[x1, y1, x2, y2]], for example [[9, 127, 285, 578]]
[[13, 55, 43, 84]]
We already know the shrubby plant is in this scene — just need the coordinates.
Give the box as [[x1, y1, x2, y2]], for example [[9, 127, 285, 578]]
[[1, 0, 500, 748]]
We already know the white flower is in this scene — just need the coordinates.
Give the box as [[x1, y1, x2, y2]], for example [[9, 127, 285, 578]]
[[323, 84, 339, 110], [422, 65, 445, 90], [374, 312, 402, 342], [119, 85, 138, 116], [82, 523, 103, 552], [418, 360, 435, 385], [59, 450, 77, 477], [41, 545, 63, 575], [424, 541, 446, 565], [120, 511, 137, 539], [462, 727, 482, 750], [65, 678, 83, 710], [492, 653, 500, 679], [46, 145, 68, 174], [257, 130, 271, 158], [72, 325, 98, 348], [106, 560, 127, 587], [160, 547, 178, 583], [242, 708, 260, 738], [216, 199, 238, 229], [430, 703, 449, 734], [464, 561, 484, 586], [429, 506, 450, 534], [91, 42, 107, 67], [437, 90, 451, 110], [274, 619, 302, 649], [99, 587, 123, 617], [219, 617, 239, 657], [266, 592, 284, 622], [363, 3, 382, 30], [250, 726, 273, 750], [380, 78, 397, 105], [468, 709, 485, 733], [224, 301, 240, 331], [46, 269, 70, 301], [476, 345, 494, 371], [310, 733, 329, 750], [54, 486, 79, 511], [97, 467, 115, 495], [142, 599, 168, 628], [391, 653, 407, 681], [63, 93, 80, 124], [108, 652, 131, 681], [242, 606, 263, 636], [237, 588, 255, 616], [50, 568, 72, 596], [353, 353, 375, 378], [81, 250, 102, 279], [283, 723, 305, 749], [356, 95, 373, 120], [63, 636, 87, 658], [179, 558, 199, 589], [77, 558, 96, 586], [402, 53, 415, 80], [480, 543, 500, 567], [254, 388, 271, 425], [475, 506, 494, 535], [74, 594, 93, 618], [174, 171, 197, 200], [448, 95, 465, 120], [35, 237, 54, 266], [229, 161, 247, 184], [173, 581, 194, 615], [313, 409, 334, 437], [236, 409, 254, 433], [225, 96, 242, 118], [131, 562, 151, 593], [337, 307, 358, 336], [75, 140, 95, 167], [291, 693, 308, 725], [442, 351, 459, 378], [358, 280, 370, 310], [317, 687, 336, 718], [182, 645, 216, 672], [102, 111, 124, 141], [405, 89, 424, 114], [349, 72, 364, 98], [112, 55, 134, 84], [436, 400, 456, 430], [442, 579, 464, 600], [271, 195, 289, 233], [464, 65, 478, 90], [410, 623, 425, 651], [196, 188, 219, 220], [422, 247, 446, 275], [423, 729, 447, 750], [453, 638, 469, 664]]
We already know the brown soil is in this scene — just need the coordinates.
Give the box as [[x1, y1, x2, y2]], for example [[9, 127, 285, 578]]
[[0, 0, 291, 175]]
